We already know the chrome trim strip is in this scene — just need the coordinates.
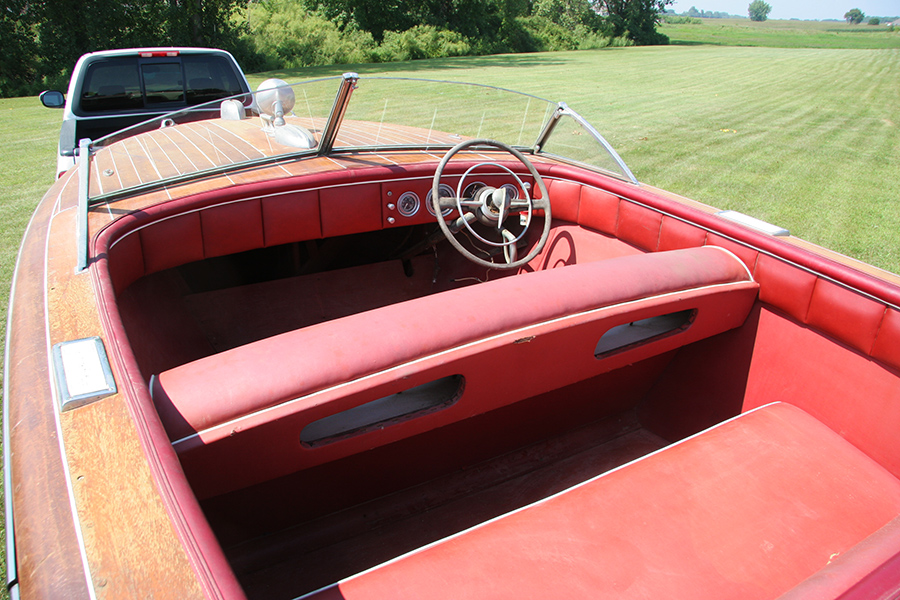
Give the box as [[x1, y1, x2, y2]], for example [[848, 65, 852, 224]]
[[561, 104, 637, 184], [3, 242, 21, 600], [717, 210, 790, 237]]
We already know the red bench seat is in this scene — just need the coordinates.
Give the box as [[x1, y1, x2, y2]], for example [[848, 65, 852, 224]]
[[152, 246, 760, 497], [303, 402, 900, 600], [152, 246, 754, 443]]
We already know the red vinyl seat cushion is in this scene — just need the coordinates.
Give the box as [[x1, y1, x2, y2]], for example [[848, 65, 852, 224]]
[[305, 402, 900, 600], [151, 246, 754, 441]]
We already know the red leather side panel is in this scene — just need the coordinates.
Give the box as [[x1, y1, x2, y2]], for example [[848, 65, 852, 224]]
[[743, 307, 900, 477], [262, 190, 321, 246], [320, 183, 382, 238], [754, 253, 816, 322], [616, 201, 661, 251], [576, 185, 618, 235], [307, 403, 900, 600], [872, 309, 900, 369], [659, 215, 707, 252], [140, 213, 204, 275], [108, 232, 145, 296], [200, 199, 264, 259], [807, 279, 885, 356], [545, 178, 581, 223]]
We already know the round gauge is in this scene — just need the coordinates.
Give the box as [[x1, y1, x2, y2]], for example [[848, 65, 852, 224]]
[[396, 191, 420, 217], [500, 183, 519, 201], [463, 181, 486, 198], [426, 184, 455, 216]]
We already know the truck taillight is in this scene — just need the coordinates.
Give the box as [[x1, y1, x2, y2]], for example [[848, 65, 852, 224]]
[[139, 51, 179, 57]]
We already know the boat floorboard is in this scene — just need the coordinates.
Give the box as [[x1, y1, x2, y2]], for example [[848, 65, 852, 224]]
[[219, 411, 668, 599]]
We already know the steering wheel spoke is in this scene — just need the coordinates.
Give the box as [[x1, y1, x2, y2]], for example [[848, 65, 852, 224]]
[[501, 228, 518, 264]]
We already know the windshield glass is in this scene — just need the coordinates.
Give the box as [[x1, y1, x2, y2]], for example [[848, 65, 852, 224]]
[[85, 75, 633, 201], [335, 78, 556, 151]]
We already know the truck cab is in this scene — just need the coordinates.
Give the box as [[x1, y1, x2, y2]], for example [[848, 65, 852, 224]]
[[41, 47, 253, 177]]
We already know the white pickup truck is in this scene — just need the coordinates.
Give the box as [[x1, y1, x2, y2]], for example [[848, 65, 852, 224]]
[[40, 47, 253, 177]]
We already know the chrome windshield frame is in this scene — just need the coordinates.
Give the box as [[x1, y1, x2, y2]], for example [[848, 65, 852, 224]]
[[535, 102, 637, 185]]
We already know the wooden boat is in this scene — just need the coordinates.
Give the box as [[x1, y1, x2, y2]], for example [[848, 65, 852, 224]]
[[6, 74, 900, 599]]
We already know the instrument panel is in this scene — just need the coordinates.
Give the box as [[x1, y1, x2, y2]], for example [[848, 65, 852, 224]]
[[381, 174, 533, 228]]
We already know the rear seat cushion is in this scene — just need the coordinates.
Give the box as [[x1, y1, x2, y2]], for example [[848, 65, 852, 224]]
[[305, 403, 900, 600]]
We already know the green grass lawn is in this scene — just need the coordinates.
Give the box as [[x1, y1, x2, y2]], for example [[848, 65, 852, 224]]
[[1, 39, 899, 596], [662, 17, 900, 49], [248, 45, 900, 273]]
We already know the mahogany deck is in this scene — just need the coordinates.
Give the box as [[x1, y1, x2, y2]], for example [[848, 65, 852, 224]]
[[89, 116, 467, 198]]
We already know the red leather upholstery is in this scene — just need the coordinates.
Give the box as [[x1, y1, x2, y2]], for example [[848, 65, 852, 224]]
[[807, 278, 886, 355], [659, 214, 707, 251], [201, 199, 264, 259], [616, 201, 662, 251], [304, 403, 900, 600], [543, 170, 900, 377], [262, 190, 321, 247], [151, 246, 755, 442]]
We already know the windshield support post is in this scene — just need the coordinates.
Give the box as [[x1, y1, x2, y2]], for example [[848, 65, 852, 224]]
[[76, 138, 92, 272], [319, 73, 358, 155], [533, 103, 566, 154]]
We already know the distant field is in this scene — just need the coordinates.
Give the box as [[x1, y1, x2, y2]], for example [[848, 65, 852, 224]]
[[662, 17, 900, 48], [0, 41, 899, 597]]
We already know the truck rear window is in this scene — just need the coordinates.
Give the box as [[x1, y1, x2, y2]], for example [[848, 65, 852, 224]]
[[80, 58, 143, 112], [143, 63, 185, 104], [183, 55, 245, 106], [79, 55, 245, 113]]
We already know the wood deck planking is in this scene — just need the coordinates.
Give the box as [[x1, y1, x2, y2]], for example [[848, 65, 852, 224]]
[[6, 183, 92, 599], [45, 205, 208, 598]]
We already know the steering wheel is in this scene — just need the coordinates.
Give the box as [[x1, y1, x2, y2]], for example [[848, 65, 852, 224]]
[[431, 139, 552, 270]]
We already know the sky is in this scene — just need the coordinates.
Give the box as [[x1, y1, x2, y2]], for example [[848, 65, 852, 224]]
[[668, 0, 900, 20]]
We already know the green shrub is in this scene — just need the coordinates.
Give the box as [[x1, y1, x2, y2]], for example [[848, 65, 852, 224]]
[[377, 26, 472, 61], [515, 15, 618, 51], [241, 2, 379, 68], [662, 15, 702, 24]]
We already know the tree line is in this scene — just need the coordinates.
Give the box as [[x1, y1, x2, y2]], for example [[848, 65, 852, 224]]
[[1, 0, 672, 98]]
